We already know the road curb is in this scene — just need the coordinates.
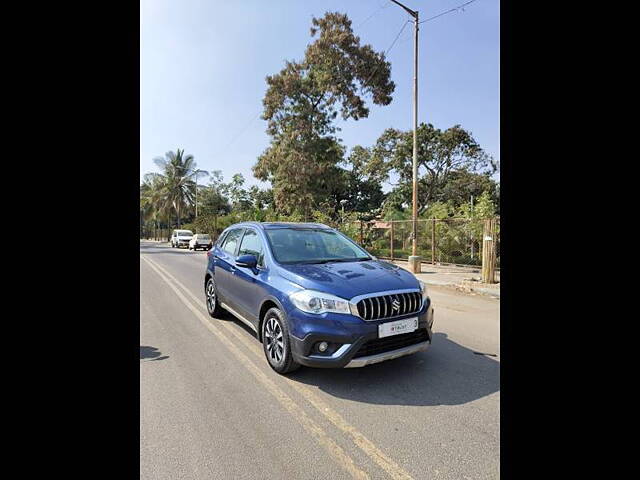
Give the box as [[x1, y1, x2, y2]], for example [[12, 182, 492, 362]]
[[457, 279, 500, 298]]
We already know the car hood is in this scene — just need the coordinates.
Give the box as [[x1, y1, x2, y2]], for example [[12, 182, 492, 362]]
[[276, 259, 420, 299]]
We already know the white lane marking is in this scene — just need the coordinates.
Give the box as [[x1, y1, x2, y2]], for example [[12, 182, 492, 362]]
[[141, 255, 370, 480], [144, 255, 416, 480]]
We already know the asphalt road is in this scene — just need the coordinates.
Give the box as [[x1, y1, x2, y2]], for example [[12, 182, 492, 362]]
[[140, 241, 500, 479]]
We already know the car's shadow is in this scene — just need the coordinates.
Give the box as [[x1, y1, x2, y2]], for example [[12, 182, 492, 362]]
[[220, 312, 500, 406], [223, 314, 500, 407], [140, 345, 170, 362], [288, 332, 499, 407]]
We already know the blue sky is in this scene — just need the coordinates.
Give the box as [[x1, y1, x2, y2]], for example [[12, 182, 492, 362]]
[[140, 0, 499, 191]]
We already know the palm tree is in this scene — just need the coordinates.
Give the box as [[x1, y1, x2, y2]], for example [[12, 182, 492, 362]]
[[141, 173, 171, 239], [150, 149, 203, 228]]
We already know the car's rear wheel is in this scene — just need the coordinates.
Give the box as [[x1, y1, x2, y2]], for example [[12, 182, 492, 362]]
[[262, 308, 300, 374], [205, 277, 224, 317]]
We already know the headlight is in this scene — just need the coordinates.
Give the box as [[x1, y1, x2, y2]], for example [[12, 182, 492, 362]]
[[419, 280, 428, 301], [289, 290, 351, 315]]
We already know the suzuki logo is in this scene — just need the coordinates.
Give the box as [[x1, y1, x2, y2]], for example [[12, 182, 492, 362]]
[[392, 299, 400, 311]]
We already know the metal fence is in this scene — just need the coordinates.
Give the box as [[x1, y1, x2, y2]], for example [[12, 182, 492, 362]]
[[338, 218, 500, 269], [140, 218, 500, 271]]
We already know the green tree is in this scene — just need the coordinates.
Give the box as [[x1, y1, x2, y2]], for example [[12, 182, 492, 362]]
[[148, 149, 201, 228], [364, 123, 497, 212], [248, 186, 274, 210], [457, 190, 496, 220], [338, 146, 386, 217], [439, 169, 499, 208], [198, 170, 231, 216], [223, 173, 252, 212], [140, 172, 174, 237], [253, 12, 395, 216]]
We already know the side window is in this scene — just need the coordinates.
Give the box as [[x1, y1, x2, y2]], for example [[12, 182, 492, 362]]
[[216, 231, 228, 246], [221, 229, 243, 255], [238, 229, 265, 266]]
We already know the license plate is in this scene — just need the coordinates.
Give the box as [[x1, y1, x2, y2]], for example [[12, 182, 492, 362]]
[[378, 317, 418, 338]]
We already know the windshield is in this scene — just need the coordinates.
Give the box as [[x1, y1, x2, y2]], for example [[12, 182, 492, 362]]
[[177, 231, 193, 237], [197, 235, 210, 240], [265, 228, 371, 264]]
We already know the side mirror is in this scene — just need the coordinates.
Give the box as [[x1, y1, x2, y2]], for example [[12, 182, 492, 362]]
[[236, 254, 258, 269]]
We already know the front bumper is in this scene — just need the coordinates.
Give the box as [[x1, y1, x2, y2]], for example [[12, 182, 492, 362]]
[[288, 298, 434, 368], [345, 341, 430, 368]]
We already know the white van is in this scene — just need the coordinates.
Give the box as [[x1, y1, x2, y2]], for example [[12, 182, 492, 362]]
[[170, 229, 193, 248]]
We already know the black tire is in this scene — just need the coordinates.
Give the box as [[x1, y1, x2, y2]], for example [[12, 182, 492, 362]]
[[205, 277, 225, 317], [262, 307, 300, 374]]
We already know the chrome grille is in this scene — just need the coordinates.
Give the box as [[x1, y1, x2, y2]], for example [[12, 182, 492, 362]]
[[356, 291, 422, 321]]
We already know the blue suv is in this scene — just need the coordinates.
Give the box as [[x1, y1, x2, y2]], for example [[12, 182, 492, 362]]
[[204, 222, 434, 374]]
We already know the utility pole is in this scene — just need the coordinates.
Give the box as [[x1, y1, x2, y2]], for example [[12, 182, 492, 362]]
[[189, 169, 208, 231], [390, 0, 421, 273]]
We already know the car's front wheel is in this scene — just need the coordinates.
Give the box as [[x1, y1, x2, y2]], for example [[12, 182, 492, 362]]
[[262, 308, 300, 374], [205, 277, 224, 317]]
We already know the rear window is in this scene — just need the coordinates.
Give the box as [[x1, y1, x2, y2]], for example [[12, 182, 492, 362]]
[[198, 235, 210, 240], [177, 230, 193, 236]]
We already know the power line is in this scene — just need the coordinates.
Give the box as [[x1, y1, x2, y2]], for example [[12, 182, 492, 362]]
[[385, 18, 411, 56], [214, 111, 261, 159], [356, 1, 391, 29], [359, 17, 411, 91], [419, 0, 480, 24]]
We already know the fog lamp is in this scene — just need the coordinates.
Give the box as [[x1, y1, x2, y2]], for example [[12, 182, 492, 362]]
[[318, 341, 329, 352]]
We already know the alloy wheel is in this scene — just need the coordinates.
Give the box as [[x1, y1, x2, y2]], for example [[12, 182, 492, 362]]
[[206, 279, 216, 314], [264, 317, 284, 364]]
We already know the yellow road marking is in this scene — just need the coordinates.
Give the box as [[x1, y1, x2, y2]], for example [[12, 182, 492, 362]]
[[143, 255, 416, 480], [141, 255, 370, 480]]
